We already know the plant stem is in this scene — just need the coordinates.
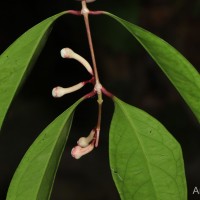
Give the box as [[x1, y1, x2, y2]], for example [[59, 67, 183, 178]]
[[81, 1, 99, 83], [81, 0, 103, 147]]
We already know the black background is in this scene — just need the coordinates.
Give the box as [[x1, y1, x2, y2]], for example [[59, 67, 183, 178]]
[[0, 0, 200, 199]]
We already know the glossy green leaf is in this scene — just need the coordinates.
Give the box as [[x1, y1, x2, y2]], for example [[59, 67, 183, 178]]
[[109, 97, 187, 200], [104, 12, 200, 122], [6, 99, 82, 200], [0, 11, 67, 130]]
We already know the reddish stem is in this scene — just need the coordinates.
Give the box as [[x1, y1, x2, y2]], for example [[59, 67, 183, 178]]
[[101, 87, 114, 99], [82, 77, 95, 86], [83, 90, 97, 99], [67, 10, 104, 16], [89, 10, 105, 15], [67, 10, 82, 16]]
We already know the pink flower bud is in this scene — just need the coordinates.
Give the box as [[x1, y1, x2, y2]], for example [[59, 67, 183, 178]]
[[52, 86, 65, 98], [71, 143, 94, 159]]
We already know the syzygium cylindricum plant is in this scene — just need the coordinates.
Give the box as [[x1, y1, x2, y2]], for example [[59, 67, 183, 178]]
[[0, 0, 199, 199], [52, 0, 114, 157], [52, 1, 117, 159]]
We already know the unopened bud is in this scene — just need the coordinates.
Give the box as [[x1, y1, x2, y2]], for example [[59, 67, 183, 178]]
[[52, 82, 84, 98], [77, 129, 95, 147], [60, 48, 74, 58], [60, 48, 93, 75], [71, 143, 94, 159]]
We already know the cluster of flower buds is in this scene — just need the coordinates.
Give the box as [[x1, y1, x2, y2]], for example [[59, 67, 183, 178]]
[[52, 48, 94, 98], [52, 48, 97, 159], [71, 129, 96, 159]]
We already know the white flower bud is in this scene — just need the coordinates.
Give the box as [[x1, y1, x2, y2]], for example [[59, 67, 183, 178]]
[[77, 129, 95, 147], [52, 82, 84, 98], [60, 48, 93, 75], [60, 48, 74, 58]]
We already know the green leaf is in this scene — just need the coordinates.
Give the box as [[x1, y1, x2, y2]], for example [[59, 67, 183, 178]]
[[109, 97, 187, 200], [104, 12, 200, 122], [0, 11, 67, 131], [6, 98, 82, 200]]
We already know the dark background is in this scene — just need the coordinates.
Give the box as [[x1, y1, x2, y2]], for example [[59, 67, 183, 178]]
[[0, 0, 200, 199]]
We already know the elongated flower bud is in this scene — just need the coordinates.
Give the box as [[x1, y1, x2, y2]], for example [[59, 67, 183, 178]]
[[60, 48, 74, 58], [71, 143, 94, 159], [52, 82, 84, 98], [60, 48, 93, 75], [77, 129, 95, 147]]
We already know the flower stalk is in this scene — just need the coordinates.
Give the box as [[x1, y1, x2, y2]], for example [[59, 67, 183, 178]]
[[53, 0, 113, 158], [81, 0, 103, 147]]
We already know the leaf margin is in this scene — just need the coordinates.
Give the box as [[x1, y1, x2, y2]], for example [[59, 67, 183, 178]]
[[104, 11, 200, 122], [0, 11, 68, 131], [6, 98, 83, 200], [109, 96, 187, 200]]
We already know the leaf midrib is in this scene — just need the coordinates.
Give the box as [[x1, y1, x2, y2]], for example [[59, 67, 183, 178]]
[[115, 98, 159, 199]]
